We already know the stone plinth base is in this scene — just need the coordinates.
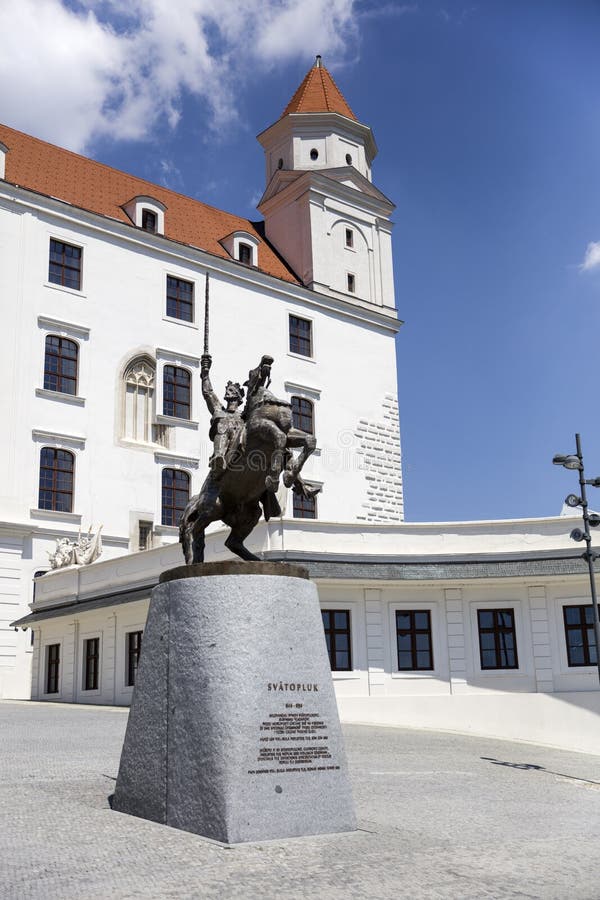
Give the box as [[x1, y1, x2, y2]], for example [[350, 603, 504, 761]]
[[112, 563, 356, 843]]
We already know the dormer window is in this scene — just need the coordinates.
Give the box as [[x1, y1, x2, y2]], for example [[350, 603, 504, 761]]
[[123, 195, 166, 235], [238, 243, 252, 265], [142, 209, 157, 233], [220, 231, 260, 267]]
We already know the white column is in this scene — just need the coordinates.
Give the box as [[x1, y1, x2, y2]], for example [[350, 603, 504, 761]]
[[64, 620, 78, 702], [528, 585, 554, 693], [365, 587, 386, 696], [445, 588, 466, 693], [103, 612, 117, 705]]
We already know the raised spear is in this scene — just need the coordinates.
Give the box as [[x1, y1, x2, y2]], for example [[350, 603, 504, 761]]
[[203, 271, 210, 356]]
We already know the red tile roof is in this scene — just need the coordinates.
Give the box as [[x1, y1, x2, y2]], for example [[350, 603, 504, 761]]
[[282, 60, 357, 121], [0, 123, 299, 284]]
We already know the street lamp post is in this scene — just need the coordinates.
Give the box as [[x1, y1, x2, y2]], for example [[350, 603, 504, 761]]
[[553, 433, 600, 685]]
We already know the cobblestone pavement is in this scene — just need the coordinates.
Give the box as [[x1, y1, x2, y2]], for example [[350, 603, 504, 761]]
[[2, 701, 600, 899]]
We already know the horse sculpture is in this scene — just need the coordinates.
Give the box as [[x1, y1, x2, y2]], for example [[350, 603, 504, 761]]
[[179, 352, 318, 564]]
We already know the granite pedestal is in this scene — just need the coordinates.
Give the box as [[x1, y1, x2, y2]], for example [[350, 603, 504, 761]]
[[112, 562, 356, 843]]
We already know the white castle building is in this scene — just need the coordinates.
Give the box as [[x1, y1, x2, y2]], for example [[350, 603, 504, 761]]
[[1, 59, 598, 753]]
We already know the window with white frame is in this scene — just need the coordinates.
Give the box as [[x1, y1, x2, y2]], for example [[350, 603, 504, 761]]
[[83, 637, 100, 691], [477, 608, 518, 670]]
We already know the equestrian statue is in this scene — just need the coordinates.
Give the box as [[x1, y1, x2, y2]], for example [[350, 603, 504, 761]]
[[179, 275, 319, 564]]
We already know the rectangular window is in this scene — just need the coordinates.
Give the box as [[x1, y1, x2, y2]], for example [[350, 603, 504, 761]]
[[347, 273, 355, 293], [142, 209, 157, 232], [126, 631, 143, 687], [293, 489, 317, 519], [166, 276, 194, 323], [477, 608, 518, 670], [238, 243, 252, 264], [563, 605, 598, 667], [48, 239, 82, 290], [345, 228, 354, 248], [289, 314, 312, 357], [138, 521, 153, 551], [291, 396, 314, 434], [322, 610, 352, 671], [46, 643, 60, 694], [83, 637, 99, 691], [396, 610, 434, 671], [163, 365, 191, 419]]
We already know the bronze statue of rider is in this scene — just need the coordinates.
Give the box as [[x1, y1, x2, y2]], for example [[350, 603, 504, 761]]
[[200, 353, 245, 475]]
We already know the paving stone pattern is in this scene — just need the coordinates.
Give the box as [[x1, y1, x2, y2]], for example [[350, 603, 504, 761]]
[[355, 394, 403, 522], [2, 700, 600, 899]]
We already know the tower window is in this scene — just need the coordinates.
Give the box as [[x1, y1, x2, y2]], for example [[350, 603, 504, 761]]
[[347, 273, 355, 293], [238, 243, 252, 265], [277, 158, 284, 170], [44, 335, 78, 395], [345, 229, 354, 249], [161, 468, 190, 526], [141, 209, 157, 233], [166, 276, 194, 322], [163, 365, 191, 419], [345, 153, 352, 165], [291, 396, 314, 434], [289, 315, 312, 357], [38, 447, 74, 512], [310, 148, 319, 161], [48, 239, 82, 291]]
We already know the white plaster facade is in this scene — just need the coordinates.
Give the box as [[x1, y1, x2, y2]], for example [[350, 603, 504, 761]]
[[0, 65, 402, 700]]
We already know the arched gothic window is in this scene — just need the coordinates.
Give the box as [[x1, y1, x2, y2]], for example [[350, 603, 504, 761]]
[[123, 356, 155, 442]]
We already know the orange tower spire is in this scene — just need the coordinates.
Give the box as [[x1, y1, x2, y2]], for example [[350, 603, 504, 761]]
[[281, 55, 357, 121]]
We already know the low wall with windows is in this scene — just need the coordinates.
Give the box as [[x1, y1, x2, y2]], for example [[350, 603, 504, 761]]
[[24, 526, 600, 754]]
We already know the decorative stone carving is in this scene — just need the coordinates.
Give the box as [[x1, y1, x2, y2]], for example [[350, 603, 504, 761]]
[[47, 526, 103, 569]]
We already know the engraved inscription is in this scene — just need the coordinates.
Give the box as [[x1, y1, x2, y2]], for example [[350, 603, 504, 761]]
[[248, 697, 341, 776]]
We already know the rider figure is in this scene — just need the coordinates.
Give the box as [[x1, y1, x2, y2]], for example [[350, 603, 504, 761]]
[[201, 354, 245, 475]]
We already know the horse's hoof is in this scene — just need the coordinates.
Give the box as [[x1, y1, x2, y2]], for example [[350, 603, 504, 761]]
[[265, 475, 279, 492]]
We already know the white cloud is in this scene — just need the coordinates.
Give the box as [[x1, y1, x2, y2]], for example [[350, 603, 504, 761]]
[[581, 241, 600, 272], [0, 0, 361, 153]]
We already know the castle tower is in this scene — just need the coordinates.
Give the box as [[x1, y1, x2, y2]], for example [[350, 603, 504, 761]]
[[257, 56, 395, 311]]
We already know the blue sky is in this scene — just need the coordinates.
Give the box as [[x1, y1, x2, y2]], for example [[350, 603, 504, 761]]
[[2, 0, 600, 522]]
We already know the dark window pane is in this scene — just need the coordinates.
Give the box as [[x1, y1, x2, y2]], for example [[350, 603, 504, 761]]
[[478, 611, 494, 629], [397, 633, 411, 651], [415, 633, 430, 651], [398, 652, 413, 670], [481, 649, 497, 668], [321, 611, 331, 628], [414, 612, 429, 630], [396, 613, 411, 630], [416, 651, 431, 669], [334, 611, 348, 629], [584, 607, 595, 625], [335, 651, 349, 669]]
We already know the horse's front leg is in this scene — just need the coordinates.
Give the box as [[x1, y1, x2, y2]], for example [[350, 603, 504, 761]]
[[283, 428, 317, 486]]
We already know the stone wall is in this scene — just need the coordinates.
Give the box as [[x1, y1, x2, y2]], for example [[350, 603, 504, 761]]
[[355, 394, 403, 522]]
